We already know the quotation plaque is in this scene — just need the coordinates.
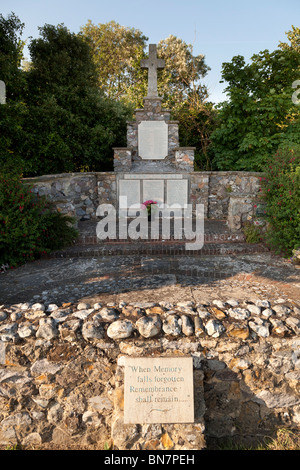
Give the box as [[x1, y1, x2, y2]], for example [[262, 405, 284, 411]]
[[124, 357, 194, 424]]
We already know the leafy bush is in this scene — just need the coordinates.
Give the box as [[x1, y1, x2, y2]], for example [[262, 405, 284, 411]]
[[0, 173, 78, 268], [260, 148, 300, 256]]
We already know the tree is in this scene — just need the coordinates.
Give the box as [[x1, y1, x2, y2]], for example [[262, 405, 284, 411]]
[[0, 11, 26, 100], [22, 23, 130, 176], [80, 23, 210, 108], [211, 29, 300, 171], [157, 36, 214, 170], [81, 23, 215, 168], [157, 35, 209, 111], [80, 20, 148, 102], [0, 12, 27, 174]]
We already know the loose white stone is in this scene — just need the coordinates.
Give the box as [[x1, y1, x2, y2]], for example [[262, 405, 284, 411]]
[[255, 300, 271, 308], [249, 321, 270, 338], [32, 303, 46, 312], [72, 308, 94, 320], [136, 315, 161, 338], [212, 300, 226, 310], [181, 315, 194, 336], [261, 308, 274, 318], [162, 315, 181, 336], [226, 299, 239, 307], [99, 307, 119, 321], [205, 319, 225, 338], [228, 308, 250, 321], [77, 302, 91, 310], [273, 305, 291, 316], [247, 304, 261, 315], [18, 324, 36, 338], [47, 304, 59, 312], [107, 320, 133, 339]]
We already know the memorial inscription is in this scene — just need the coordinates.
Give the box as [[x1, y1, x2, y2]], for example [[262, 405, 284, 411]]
[[138, 121, 168, 159], [124, 357, 194, 424]]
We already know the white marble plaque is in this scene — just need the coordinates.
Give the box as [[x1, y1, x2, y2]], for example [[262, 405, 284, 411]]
[[167, 179, 188, 207], [138, 121, 168, 159], [124, 357, 194, 424], [142, 180, 164, 204], [124, 173, 182, 180], [119, 180, 140, 208]]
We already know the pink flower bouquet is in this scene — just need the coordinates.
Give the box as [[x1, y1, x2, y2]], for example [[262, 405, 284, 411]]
[[141, 200, 157, 215]]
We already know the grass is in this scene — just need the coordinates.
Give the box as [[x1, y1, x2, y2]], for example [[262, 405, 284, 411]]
[[212, 428, 300, 450]]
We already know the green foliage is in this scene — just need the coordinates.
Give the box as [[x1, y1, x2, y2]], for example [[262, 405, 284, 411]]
[[260, 148, 300, 256], [242, 222, 262, 244], [21, 23, 130, 176], [0, 16, 130, 177], [0, 12, 28, 174], [173, 101, 218, 170], [81, 24, 214, 161], [80, 20, 148, 102], [211, 44, 300, 171], [157, 35, 210, 111], [0, 12, 26, 100], [0, 173, 78, 268]]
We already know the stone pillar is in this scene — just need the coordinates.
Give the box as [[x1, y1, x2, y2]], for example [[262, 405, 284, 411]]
[[113, 148, 132, 172], [174, 148, 195, 172]]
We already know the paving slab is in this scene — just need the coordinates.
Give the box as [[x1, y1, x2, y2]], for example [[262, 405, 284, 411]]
[[0, 251, 299, 307]]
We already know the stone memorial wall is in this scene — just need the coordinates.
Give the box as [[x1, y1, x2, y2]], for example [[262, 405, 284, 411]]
[[0, 298, 299, 450], [24, 170, 262, 228]]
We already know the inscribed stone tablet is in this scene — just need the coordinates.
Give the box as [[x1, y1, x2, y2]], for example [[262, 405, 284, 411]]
[[119, 180, 140, 208], [142, 180, 164, 204], [124, 357, 194, 424], [138, 121, 168, 159], [166, 179, 188, 207]]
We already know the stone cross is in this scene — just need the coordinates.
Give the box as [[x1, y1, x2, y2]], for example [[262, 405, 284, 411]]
[[140, 44, 165, 98], [0, 81, 6, 104]]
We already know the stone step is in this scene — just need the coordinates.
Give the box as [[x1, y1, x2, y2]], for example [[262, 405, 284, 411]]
[[74, 218, 246, 246], [49, 241, 269, 258]]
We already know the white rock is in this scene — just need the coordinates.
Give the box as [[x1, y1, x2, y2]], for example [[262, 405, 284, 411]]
[[205, 319, 225, 338], [228, 308, 250, 321], [32, 303, 45, 312], [77, 302, 91, 310], [181, 315, 194, 336], [162, 315, 181, 336], [261, 308, 274, 318], [47, 304, 59, 312], [212, 300, 226, 310], [107, 320, 133, 339], [18, 324, 36, 338], [249, 321, 270, 338], [247, 304, 261, 315], [273, 305, 291, 316], [255, 300, 271, 308], [226, 299, 239, 307], [136, 315, 161, 338], [72, 308, 94, 320]]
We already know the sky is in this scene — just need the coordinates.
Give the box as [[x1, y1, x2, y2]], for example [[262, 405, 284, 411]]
[[1, 0, 300, 103]]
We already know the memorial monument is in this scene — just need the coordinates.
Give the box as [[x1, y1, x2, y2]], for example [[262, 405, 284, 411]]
[[114, 44, 195, 211]]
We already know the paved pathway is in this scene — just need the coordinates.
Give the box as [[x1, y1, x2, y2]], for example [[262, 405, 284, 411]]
[[1, 251, 299, 308], [1, 218, 299, 307]]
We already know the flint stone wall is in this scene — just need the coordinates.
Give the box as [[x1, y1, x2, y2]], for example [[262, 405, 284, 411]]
[[23, 171, 262, 226], [0, 298, 299, 450]]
